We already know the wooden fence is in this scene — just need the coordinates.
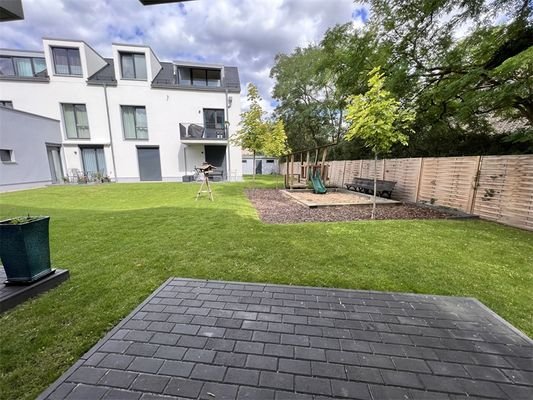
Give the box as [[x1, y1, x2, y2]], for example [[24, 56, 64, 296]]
[[280, 155, 533, 231]]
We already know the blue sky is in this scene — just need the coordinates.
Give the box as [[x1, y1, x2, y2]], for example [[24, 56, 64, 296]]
[[0, 0, 368, 112]]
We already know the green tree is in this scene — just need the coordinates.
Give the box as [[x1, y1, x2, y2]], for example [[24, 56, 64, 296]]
[[231, 83, 268, 181], [262, 119, 290, 187], [345, 67, 415, 218]]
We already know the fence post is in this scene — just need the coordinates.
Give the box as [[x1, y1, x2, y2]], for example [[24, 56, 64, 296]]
[[359, 160, 363, 177], [468, 156, 483, 214], [382, 159, 386, 180], [415, 158, 424, 203], [341, 160, 347, 187]]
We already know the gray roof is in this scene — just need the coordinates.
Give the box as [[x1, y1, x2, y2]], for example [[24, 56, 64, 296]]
[[152, 63, 241, 93], [87, 58, 117, 86]]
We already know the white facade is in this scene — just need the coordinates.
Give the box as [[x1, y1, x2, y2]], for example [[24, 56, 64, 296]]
[[0, 39, 242, 183], [242, 156, 279, 175]]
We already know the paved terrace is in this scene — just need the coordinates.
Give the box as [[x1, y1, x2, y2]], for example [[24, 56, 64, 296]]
[[40, 278, 532, 399]]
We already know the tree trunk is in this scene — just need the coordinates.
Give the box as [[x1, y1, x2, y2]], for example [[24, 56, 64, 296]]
[[252, 151, 256, 184], [371, 152, 378, 220]]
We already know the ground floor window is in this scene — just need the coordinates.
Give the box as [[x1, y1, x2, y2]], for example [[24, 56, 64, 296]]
[[81, 147, 106, 177]]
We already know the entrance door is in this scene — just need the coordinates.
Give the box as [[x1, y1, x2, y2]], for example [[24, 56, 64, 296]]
[[46, 146, 63, 183], [255, 159, 262, 175], [137, 147, 162, 181], [204, 145, 226, 178]]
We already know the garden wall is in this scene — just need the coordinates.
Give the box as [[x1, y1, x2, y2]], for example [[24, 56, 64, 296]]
[[281, 155, 533, 231]]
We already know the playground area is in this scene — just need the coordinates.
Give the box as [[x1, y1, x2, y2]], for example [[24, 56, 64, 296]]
[[247, 189, 455, 224], [282, 188, 399, 208]]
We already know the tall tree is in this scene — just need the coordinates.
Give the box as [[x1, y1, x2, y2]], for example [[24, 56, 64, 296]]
[[345, 67, 415, 218], [231, 83, 268, 181], [262, 119, 290, 187]]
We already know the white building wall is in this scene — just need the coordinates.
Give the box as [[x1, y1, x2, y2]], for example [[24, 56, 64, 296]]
[[0, 40, 243, 183]]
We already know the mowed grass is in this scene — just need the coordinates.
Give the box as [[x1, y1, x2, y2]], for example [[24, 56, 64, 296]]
[[0, 176, 532, 400]]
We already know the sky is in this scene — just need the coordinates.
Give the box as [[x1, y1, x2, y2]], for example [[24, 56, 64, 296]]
[[0, 0, 369, 113]]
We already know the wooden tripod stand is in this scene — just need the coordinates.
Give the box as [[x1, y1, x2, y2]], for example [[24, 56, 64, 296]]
[[195, 165, 215, 201]]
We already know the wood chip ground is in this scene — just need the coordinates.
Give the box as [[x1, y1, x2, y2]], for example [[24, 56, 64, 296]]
[[246, 189, 456, 224]]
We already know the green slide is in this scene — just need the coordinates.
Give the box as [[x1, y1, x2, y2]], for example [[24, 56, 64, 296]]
[[310, 170, 327, 194]]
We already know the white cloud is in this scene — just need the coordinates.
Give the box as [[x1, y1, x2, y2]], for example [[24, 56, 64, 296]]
[[0, 0, 359, 115]]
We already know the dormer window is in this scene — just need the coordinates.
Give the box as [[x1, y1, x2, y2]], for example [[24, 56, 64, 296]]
[[120, 53, 147, 80], [0, 56, 47, 77], [52, 47, 82, 76], [176, 67, 221, 87]]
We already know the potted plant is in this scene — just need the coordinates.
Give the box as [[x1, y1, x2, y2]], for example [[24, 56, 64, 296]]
[[0, 216, 53, 284]]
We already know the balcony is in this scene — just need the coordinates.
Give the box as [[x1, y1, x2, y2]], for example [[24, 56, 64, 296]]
[[179, 123, 227, 142]]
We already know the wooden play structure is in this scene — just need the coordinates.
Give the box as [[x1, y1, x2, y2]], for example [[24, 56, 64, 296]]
[[284, 144, 337, 192]]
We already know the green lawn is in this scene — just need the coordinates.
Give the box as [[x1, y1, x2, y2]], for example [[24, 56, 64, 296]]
[[0, 177, 532, 400]]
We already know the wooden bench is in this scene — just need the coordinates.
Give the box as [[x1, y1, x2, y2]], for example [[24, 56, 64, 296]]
[[345, 178, 396, 198]]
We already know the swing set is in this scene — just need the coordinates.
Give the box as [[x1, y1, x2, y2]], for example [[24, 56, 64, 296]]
[[284, 143, 337, 193]]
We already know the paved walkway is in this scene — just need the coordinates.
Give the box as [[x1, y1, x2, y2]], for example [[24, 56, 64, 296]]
[[40, 278, 532, 399]]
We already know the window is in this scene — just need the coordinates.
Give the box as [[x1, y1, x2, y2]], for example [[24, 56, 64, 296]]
[[0, 101, 13, 108], [52, 47, 82, 75], [81, 147, 106, 175], [266, 160, 275, 163], [178, 67, 221, 87], [0, 56, 47, 77], [204, 109, 225, 129], [0, 149, 14, 163], [120, 53, 147, 80], [121, 106, 148, 139], [242, 160, 247, 163], [62, 104, 90, 139]]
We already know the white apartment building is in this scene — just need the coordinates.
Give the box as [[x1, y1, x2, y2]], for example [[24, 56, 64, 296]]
[[0, 38, 242, 184]]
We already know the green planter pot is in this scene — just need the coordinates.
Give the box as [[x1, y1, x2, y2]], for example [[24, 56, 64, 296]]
[[0, 216, 53, 284]]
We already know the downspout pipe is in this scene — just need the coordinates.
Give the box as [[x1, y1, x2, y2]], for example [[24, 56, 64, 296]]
[[103, 83, 118, 182], [225, 88, 232, 181]]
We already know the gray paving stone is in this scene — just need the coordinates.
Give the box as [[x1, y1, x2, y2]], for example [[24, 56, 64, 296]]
[[278, 358, 311, 375], [126, 343, 159, 357], [40, 279, 533, 400], [260, 371, 294, 391], [190, 364, 226, 382], [131, 374, 169, 393], [199, 382, 238, 399], [295, 347, 326, 361], [67, 367, 107, 384], [237, 386, 275, 400], [380, 369, 424, 389], [164, 377, 203, 398], [149, 333, 180, 346], [183, 348, 216, 363], [99, 370, 138, 389], [225, 367, 260, 385], [330, 379, 371, 399], [153, 345, 186, 360], [65, 384, 108, 400], [311, 361, 346, 379], [129, 357, 164, 374], [294, 375, 331, 396], [205, 338, 235, 352], [246, 354, 278, 371], [158, 360, 194, 377], [234, 340, 264, 355], [264, 343, 294, 358], [345, 366, 384, 384], [99, 353, 135, 369], [102, 388, 142, 400], [392, 357, 432, 373], [213, 351, 247, 367]]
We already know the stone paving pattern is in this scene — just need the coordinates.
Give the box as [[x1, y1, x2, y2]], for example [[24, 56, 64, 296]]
[[40, 278, 533, 399]]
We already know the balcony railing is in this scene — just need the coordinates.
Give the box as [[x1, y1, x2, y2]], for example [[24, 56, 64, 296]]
[[179, 123, 227, 140]]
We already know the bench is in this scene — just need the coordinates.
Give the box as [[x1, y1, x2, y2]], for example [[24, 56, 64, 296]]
[[345, 178, 396, 198]]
